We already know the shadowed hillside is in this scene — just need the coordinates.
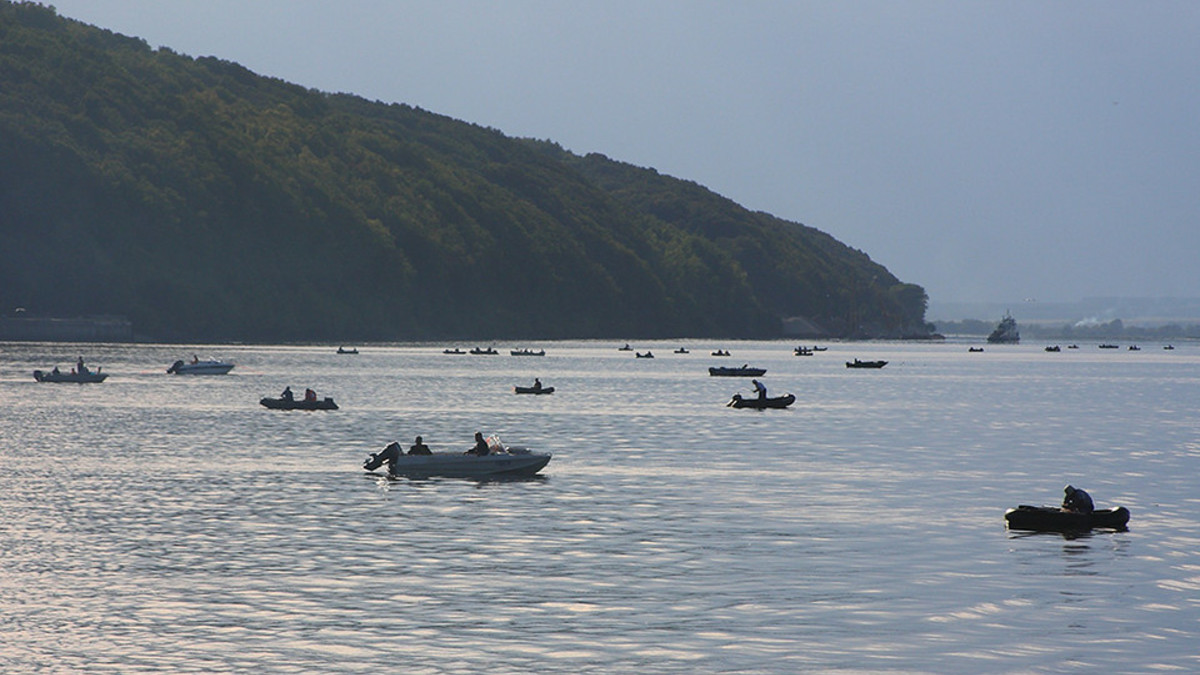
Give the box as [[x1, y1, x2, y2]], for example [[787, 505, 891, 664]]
[[0, 2, 932, 341]]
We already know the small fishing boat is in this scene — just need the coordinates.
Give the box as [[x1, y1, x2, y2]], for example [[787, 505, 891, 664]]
[[510, 348, 546, 356], [727, 393, 796, 409], [636, 351, 654, 358], [709, 365, 766, 377], [618, 344, 633, 351], [674, 348, 689, 354], [336, 347, 359, 354], [968, 347, 984, 353], [470, 347, 499, 355], [514, 384, 554, 394], [1004, 505, 1130, 533], [34, 368, 107, 383], [363, 438, 551, 478], [711, 349, 731, 357], [1044, 345, 1060, 353], [260, 396, 339, 410], [794, 347, 813, 356], [845, 359, 887, 369], [443, 348, 466, 354], [167, 358, 234, 375]]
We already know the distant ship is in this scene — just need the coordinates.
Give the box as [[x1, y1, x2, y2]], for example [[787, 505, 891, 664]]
[[987, 312, 1020, 344]]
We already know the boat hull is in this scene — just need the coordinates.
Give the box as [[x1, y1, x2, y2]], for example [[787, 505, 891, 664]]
[[514, 386, 554, 394], [709, 367, 767, 377], [728, 393, 795, 409], [260, 397, 339, 410], [1004, 505, 1130, 532], [367, 451, 552, 478], [846, 360, 887, 369], [168, 360, 234, 375], [33, 370, 107, 383], [987, 313, 1020, 343]]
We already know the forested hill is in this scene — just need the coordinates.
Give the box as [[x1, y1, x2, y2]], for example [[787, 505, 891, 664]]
[[0, 2, 933, 342]]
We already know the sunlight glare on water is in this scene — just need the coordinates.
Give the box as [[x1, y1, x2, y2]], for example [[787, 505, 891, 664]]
[[2, 340, 1200, 673]]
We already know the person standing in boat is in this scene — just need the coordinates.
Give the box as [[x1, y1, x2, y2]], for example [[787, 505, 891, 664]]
[[281, 386, 294, 402], [751, 379, 767, 400], [468, 431, 490, 456], [77, 356, 86, 375], [1062, 485, 1094, 513], [408, 435, 432, 455]]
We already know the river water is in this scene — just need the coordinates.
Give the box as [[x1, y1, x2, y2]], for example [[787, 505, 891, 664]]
[[2, 339, 1198, 673]]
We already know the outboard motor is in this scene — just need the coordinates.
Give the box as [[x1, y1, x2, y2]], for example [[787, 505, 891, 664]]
[[364, 442, 401, 471]]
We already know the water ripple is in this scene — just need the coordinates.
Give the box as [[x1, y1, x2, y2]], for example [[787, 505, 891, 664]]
[[3, 340, 1200, 672]]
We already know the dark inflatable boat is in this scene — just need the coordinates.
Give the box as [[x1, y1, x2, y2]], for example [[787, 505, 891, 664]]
[[1004, 505, 1130, 532]]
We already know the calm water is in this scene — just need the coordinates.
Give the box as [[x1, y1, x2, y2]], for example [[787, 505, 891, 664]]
[[2, 340, 1199, 673]]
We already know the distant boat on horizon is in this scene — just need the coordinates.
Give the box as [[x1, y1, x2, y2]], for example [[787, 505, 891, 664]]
[[986, 312, 1020, 344]]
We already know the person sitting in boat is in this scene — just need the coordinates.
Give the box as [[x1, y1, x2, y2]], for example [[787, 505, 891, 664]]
[[1062, 485, 1094, 513], [532, 378, 543, 392], [467, 431, 490, 456], [191, 354, 200, 364], [281, 386, 294, 401], [751, 379, 767, 400], [51, 366, 60, 375], [408, 435, 432, 455], [304, 388, 317, 402]]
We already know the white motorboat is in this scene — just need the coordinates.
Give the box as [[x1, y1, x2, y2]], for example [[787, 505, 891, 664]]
[[167, 358, 235, 375], [363, 438, 551, 478]]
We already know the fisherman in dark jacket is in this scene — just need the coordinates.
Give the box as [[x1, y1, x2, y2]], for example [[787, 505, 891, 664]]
[[1062, 485, 1094, 513], [468, 431, 490, 456], [408, 435, 432, 455]]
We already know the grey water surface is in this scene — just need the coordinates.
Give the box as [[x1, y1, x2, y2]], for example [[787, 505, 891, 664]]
[[2, 340, 1198, 673]]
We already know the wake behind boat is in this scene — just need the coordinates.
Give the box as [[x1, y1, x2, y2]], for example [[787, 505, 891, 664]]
[[363, 437, 551, 478]]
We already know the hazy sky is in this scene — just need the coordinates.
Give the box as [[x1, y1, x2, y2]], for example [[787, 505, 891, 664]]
[[48, 1, 1200, 307]]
